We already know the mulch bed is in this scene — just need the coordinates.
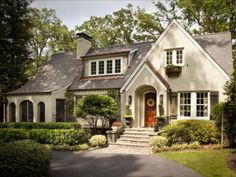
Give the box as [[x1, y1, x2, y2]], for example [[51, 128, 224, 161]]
[[226, 154, 236, 172]]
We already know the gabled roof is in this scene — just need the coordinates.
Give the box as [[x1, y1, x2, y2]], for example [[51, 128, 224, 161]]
[[7, 20, 233, 94], [7, 53, 79, 94], [68, 42, 154, 91]]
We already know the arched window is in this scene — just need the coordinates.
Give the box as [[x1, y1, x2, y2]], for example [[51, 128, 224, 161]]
[[38, 102, 45, 122], [9, 103, 16, 122], [20, 100, 33, 122]]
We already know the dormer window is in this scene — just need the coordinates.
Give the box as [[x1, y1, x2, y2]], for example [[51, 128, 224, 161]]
[[91, 61, 96, 75], [165, 48, 184, 66], [89, 57, 122, 76], [115, 59, 121, 73]]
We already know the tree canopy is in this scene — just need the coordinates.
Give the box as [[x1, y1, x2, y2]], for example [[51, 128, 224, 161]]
[[74, 95, 118, 129], [76, 4, 163, 48], [27, 8, 76, 77], [0, 0, 32, 93]]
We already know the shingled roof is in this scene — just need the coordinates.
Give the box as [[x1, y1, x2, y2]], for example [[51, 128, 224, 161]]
[[7, 31, 233, 94], [68, 42, 154, 91], [194, 31, 233, 76], [7, 53, 79, 94]]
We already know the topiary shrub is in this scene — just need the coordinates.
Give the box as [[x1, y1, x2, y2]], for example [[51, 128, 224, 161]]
[[0, 122, 81, 129], [89, 135, 107, 147], [0, 140, 51, 177], [162, 120, 219, 145]]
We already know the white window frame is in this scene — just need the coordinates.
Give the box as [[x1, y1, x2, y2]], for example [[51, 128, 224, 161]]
[[165, 48, 184, 66], [179, 92, 191, 118], [178, 92, 210, 120], [196, 92, 210, 118], [89, 57, 123, 76]]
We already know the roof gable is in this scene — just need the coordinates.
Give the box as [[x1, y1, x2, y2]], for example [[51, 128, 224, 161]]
[[121, 20, 231, 91]]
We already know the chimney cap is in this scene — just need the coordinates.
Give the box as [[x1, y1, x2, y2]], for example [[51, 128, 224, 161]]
[[76, 32, 92, 41]]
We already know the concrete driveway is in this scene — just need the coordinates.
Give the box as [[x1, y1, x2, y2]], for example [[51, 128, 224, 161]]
[[51, 151, 202, 177]]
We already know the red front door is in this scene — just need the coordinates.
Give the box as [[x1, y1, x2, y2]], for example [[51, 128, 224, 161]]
[[145, 92, 156, 127]]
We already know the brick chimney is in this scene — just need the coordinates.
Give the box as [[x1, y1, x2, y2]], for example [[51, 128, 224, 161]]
[[76, 32, 92, 59]]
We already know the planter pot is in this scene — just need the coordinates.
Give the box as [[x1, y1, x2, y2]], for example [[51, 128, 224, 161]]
[[165, 66, 182, 77], [111, 126, 122, 131]]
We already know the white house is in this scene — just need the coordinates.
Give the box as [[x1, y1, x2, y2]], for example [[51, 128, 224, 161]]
[[4, 20, 233, 127]]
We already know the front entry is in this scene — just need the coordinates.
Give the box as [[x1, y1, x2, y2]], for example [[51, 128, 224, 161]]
[[145, 92, 156, 127]]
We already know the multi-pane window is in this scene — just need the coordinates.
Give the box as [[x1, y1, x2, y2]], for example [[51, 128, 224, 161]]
[[165, 49, 184, 65], [196, 92, 208, 117], [115, 59, 121, 73], [107, 60, 113, 74], [166, 51, 172, 65], [91, 61, 96, 75], [176, 50, 183, 64], [180, 93, 191, 117], [89, 58, 122, 76], [98, 61, 104, 74]]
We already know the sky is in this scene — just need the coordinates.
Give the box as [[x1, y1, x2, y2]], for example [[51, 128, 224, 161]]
[[32, 0, 156, 30]]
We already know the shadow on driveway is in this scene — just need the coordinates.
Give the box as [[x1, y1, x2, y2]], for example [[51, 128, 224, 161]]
[[51, 151, 202, 177]]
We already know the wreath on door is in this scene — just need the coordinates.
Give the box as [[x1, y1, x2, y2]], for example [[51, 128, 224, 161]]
[[146, 98, 155, 107]]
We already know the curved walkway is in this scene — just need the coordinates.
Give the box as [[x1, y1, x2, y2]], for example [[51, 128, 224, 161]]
[[51, 151, 202, 177]]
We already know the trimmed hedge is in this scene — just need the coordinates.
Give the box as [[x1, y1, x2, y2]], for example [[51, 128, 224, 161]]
[[162, 120, 219, 145], [0, 140, 51, 177], [0, 128, 89, 145], [0, 122, 81, 129]]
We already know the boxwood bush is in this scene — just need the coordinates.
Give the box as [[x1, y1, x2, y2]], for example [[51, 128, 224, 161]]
[[0, 122, 81, 129], [162, 120, 219, 145], [0, 140, 51, 177], [0, 128, 89, 145]]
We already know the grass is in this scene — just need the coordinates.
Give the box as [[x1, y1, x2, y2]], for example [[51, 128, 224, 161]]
[[158, 149, 236, 177]]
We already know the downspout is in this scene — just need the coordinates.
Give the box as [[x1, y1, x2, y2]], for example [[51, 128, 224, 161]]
[[167, 88, 172, 124]]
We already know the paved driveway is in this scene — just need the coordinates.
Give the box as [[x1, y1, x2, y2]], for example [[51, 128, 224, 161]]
[[51, 151, 202, 177]]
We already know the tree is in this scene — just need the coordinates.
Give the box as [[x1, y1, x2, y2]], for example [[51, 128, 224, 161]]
[[27, 8, 76, 77], [224, 70, 236, 147], [73, 95, 118, 131], [76, 4, 163, 48], [0, 0, 32, 93]]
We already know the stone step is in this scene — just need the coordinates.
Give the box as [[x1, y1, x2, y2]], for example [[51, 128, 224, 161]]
[[117, 138, 149, 144], [120, 134, 150, 139], [110, 142, 150, 147], [123, 131, 157, 136], [125, 128, 154, 132]]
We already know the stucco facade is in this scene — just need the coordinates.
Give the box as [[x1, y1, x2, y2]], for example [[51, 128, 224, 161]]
[[4, 20, 233, 127]]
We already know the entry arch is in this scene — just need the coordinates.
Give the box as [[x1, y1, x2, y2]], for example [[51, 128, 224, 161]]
[[134, 85, 158, 127]]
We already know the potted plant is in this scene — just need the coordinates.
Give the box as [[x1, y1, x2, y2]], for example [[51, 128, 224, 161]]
[[123, 105, 133, 127], [111, 121, 123, 130], [165, 64, 182, 76]]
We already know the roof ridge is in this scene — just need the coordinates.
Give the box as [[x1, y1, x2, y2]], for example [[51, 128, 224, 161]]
[[193, 31, 230, 38], [90, 41, 155, 50]]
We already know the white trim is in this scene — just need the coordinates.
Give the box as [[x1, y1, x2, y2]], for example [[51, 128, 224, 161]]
[[121, 19, 230, 91], [88, 57, 123, 76], [177, 91, 210, 120], [124, 64, 168, 92]]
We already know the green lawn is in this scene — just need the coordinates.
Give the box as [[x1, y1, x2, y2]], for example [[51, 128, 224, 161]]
[[158, 150, 236, 177]]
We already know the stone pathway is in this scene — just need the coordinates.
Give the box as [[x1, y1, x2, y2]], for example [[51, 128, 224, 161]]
[[90, 145, 152, 155]]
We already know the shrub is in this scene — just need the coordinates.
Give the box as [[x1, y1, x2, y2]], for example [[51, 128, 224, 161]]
[[0, 128, 89, 145], [52, 144, 89, 151], [89, 135, 107, 147], [162, 120, 219, 145], [0, 140, 51, 177], [0, 122, 81, 129], [149, 136, 168, 148]]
